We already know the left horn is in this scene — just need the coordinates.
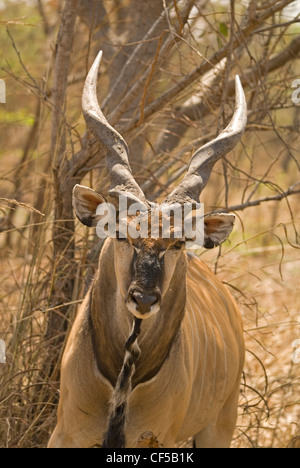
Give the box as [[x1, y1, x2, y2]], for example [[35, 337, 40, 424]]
[[165, 75, 247, 204], [82, 51, 148, 204]]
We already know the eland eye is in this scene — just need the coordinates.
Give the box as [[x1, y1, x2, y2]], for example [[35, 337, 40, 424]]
[[172, 241, 185, 250]]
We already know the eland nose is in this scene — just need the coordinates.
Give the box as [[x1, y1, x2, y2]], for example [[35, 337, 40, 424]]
[[132, 292, 159, 314]]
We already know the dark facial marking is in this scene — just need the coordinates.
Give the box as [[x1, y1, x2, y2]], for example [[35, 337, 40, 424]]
[[76, 214, 94, 227], [134, 248, 161, 291], [203, 238, 216, 249]]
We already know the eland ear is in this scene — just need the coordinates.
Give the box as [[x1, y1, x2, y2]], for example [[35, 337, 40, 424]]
[[73, 185, 106, 227], [203, 214, 235, 249]]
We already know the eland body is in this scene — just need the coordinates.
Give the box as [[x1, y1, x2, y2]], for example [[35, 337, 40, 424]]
[[48, 52, 246, 448]]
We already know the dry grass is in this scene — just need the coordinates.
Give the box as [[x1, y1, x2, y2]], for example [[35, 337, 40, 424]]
[[230, 246, 300, 448], [1, 197, 299, 448]]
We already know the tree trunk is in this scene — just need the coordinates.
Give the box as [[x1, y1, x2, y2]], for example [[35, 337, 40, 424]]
[[48, 0, 79, 341]]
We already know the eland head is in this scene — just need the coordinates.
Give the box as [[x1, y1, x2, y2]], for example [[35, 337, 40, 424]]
[[73, 51, 247, 321]]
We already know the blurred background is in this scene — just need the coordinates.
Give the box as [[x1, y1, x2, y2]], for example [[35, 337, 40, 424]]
[[0, 0, 299, 448]]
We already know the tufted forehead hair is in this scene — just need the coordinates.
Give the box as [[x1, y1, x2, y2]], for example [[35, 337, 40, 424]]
[[117, 204, 188, 246], [73, 185, 236, 250]]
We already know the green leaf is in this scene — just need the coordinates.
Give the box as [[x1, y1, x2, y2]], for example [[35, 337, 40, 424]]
[[219, 22, 229, 38]]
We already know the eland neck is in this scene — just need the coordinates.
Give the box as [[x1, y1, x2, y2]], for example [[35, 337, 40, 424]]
[[89, 239, 187, 388]]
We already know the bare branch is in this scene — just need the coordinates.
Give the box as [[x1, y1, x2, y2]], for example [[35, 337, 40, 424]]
[[37, 0, 51, 36], [119, 0, 296, 133], [215, 183, 300, 214]]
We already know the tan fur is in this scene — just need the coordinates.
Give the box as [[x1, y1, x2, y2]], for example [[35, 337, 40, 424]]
[[48, 242, 244, 448], [50, 55, 248, 448]]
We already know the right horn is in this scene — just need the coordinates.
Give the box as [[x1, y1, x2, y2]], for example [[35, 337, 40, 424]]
[[165, 75, 247, 205]]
